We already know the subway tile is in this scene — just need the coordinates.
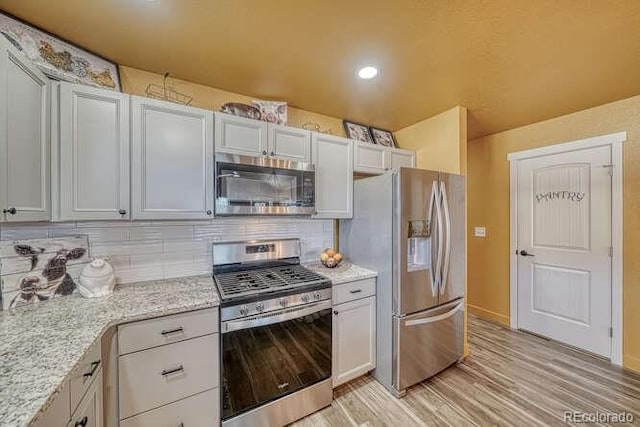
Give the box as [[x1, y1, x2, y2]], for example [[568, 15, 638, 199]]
[[129, 225, 194, 241], [115, 267, 163, 284], [162, 238, 207, 253]]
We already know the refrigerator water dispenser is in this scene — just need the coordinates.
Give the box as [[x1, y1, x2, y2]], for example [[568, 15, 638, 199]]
[[407, 220, 430, 271]]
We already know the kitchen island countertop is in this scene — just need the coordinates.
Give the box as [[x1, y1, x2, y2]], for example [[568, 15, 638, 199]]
[[0, 275, 220, 427]]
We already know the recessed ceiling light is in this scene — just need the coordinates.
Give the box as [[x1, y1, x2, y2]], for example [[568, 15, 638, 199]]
[[357, 66, 378, 79]]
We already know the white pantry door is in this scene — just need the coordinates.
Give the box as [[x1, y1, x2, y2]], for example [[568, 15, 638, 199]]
[[517, 145, 611, 358]]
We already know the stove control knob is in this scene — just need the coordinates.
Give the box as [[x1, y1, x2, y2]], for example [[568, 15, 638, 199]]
[[301, 294, 310, 303], [279, 298, 289, 307], [255, 302, 265, 312], [239, 305, 248, 316], [313, 292, 321, 301]]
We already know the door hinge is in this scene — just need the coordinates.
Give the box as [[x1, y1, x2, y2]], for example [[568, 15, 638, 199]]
[[609, 246, 613, 257], [602, 164, 614, 176], [609, 327, 614, 338]]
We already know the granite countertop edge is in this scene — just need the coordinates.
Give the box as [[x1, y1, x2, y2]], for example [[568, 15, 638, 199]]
[[0, 274, 220, 427]]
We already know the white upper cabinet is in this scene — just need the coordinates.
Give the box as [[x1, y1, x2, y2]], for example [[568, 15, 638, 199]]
[[312, 133, 353, 219], [215, 113, 311, 162], [132, 96, 214, 220], [353, 141, 387, 174], [353, 140, 416, 174], [267, 123, 311, 162], [214, 112, 268, 156], [0, 38, 49, 222], [388, 148, 416, 170], [57, 83, 130, 220]]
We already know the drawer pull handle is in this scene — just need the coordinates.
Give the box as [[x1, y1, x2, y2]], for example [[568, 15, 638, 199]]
[[161, 365, 185, 377], [75, 416, 88, 427], [160, 327, 184, 336], [83, 361, 100, 378], [349, 289, 362, 294], [277, 382, 289, 389]]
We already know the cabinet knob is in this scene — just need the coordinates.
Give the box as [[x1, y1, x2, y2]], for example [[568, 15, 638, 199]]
[[3, 207, 16, 215], [75, 416, 88, 427], [118, 209, 127, 215], [262, 150, 267, 156], [270, 151, 275, 157], [333, 310, 339, 315], [206, 210, 213, 215]]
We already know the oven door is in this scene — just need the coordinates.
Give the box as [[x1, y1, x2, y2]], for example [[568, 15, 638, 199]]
[[215, 153, 315, 215], [221, 300, 332, 421]]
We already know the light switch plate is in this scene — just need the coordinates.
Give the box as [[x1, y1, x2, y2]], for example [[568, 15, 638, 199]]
[[474, 226, 487, 237]]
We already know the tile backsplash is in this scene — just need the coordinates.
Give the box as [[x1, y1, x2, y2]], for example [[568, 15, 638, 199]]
[[0, 218, 334, 286]]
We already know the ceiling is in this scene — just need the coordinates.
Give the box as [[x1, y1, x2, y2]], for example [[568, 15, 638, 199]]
[[2, 0, 640, 139]]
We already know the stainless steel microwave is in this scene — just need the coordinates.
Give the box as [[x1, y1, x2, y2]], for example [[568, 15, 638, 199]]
[[215, 153, 315, 215]]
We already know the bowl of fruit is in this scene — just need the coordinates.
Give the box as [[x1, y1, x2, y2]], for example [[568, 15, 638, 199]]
[[320, 248, 343, 268]]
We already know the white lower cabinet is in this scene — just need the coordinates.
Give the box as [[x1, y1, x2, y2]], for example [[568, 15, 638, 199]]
[[332, 279, 376, 388], [117, 308, 220, 425], [119, 388, 219, 427], [68, 372, 103, 427]]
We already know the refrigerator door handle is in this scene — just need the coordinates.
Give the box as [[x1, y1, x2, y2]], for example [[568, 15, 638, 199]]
[[440, 181, 452, 295], [404, 300, 464, 326], [428, 181, 440, 297], [434, 181, 444, 292]]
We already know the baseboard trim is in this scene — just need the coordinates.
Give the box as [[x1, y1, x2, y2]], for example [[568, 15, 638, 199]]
[[467, 304, 510, 327], [623, 354, 640, 373]]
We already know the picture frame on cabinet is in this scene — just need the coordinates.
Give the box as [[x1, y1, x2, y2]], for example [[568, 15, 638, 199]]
[[0, 11, 121, 91], [369, 126, 397, 148], [343, 120, 374, 144]]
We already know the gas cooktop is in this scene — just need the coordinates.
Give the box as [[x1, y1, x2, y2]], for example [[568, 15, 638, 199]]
[[214, 264, 328, 301]]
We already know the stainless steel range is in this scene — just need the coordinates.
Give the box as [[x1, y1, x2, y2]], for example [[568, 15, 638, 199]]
[[213, 239, 333, 427]]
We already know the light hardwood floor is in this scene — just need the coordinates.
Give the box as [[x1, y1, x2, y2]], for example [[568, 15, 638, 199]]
[[293, 315, 640, 426]]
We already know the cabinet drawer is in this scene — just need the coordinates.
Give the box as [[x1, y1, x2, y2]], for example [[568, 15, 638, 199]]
[[120, 388, 219, 427], [118, 334, 219, 419], [333, 277, 376, 305], [70, 339, 102, 413], [118, 308, 218, 355]]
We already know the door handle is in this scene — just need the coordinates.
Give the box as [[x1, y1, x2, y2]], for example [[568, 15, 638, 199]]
[[3, 207, 16, 215], [439, 181, 451, 295], [427, 181, 439, 297], [518, 250, 535, 257]]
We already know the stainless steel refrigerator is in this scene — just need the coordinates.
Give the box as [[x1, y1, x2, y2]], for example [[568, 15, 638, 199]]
[[341, 168, 465, 397]]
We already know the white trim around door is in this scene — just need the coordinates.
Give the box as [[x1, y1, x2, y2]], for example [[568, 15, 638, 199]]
[[508, 131, 625, 366]]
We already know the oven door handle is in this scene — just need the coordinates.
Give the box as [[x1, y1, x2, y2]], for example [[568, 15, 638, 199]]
[[222, 300, 332, 333]]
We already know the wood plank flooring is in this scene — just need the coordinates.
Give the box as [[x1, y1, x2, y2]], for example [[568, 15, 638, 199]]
[[292, 315, 640, 426]]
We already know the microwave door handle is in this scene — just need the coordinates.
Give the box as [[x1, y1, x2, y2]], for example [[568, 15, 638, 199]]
[[440, 181, 451, 295], [428, 181, 438, 297], [404, 300, 464, 326]]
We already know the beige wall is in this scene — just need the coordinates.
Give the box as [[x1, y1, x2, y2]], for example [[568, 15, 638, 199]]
[[467, 94, 640, 373], [395, 106, 468, 174], [119, 66, 346, 137]]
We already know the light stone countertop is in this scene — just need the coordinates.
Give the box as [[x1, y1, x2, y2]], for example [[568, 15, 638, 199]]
[[0, 275, 220, 427], [305, 262, 378, 285]]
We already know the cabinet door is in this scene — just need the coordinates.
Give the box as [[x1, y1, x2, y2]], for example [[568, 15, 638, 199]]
[[214, 112, 267, 156], [68, 372, 103, 427], [132, 97, 214, 220], [59, 83, 130, 220], [354, 141, 387, 174], [0, 39, 49, 222], [268, 123, 311, 162], [32, 380, 70, 427], [333, 296, 376, 388], [312, 133, 353, 219], [387, 148, 416, 170]]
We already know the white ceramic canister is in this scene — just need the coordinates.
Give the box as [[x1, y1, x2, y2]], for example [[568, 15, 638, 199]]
[[79, 258, 116, 298]]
